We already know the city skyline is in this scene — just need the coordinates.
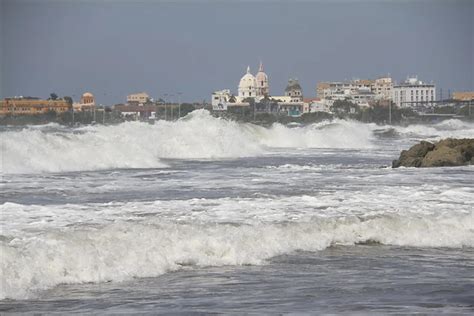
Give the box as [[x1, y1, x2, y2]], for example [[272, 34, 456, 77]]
[[1, 0, 473, 105]]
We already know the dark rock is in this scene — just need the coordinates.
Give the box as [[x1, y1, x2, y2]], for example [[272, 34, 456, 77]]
[[422, 146, 465, 167], [392, 138, 474, 168], [392, 141, 435, 168]]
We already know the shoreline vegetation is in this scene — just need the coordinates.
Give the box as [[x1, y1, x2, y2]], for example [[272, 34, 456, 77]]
[[1, 100, 472, 127]]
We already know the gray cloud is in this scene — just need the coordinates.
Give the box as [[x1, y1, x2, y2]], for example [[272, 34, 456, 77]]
[[1, 0, 473, 104]]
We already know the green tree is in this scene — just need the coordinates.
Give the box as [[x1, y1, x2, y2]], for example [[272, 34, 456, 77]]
[[300, 112, 333, 123], [331, 100, 360, 119], [434, 106, 455, 114], [64, 96, 73, 105], [49, 93, 58, 100]]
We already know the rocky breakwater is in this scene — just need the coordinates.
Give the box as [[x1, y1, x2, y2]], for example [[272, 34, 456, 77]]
[[392, 138, 474, 168]]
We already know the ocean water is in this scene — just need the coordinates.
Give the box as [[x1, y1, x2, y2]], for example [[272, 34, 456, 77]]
[[1, 110, 473, 314]]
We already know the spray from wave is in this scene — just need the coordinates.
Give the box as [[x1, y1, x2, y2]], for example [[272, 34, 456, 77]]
[[0, 110, 374, 174], [1, 212, 472, 300], [375, 119, 474, 140]]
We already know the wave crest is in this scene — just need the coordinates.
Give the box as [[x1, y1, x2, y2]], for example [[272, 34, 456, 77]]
[[1, 212, 472, 299], [1, 110, 374, 174]]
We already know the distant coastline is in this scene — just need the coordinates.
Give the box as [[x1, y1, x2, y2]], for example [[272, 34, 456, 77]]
[[0, 103, 472, 128]]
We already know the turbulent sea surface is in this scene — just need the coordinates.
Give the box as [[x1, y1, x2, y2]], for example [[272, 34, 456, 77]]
[[1, 110, 473, 314]]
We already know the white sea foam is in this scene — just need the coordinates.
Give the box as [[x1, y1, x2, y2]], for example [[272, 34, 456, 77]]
[[1, 114, 473, 174], [2, 113, 473, 303], [0, 110, 375, 174], [389, 119, 474, 140], [0, 124, 169, 174], [255, 120, 374, 149], [1, 182, 473, 300], [1, 211, 473, 300]]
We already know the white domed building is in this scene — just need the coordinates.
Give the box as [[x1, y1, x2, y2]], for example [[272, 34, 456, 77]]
[[212, 62, 272, 110], [238, 66, 257, 98], [255, 62, 269, 97]]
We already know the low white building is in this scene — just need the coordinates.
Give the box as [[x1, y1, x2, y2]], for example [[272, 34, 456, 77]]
[[392, 76, 436, 108], [127, 92, 150, 105], [211, 89, 233, 111], [350, 87, 376, 107], [309, 99, 331, 113]]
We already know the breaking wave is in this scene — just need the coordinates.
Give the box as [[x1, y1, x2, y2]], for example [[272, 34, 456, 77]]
[[0, 110, 374, 174], [382, 119, 474, 140], [1, 212, 472, 300], [2, 111, 472, 174]]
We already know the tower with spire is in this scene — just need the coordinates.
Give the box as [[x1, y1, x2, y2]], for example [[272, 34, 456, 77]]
[[255, 61, 269, 97]]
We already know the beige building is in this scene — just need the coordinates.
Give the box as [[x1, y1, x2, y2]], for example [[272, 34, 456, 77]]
[[73, 92, 96, 111], [127, 92, 150, 105], [316, 82, 330, 98], [81, 92, 95, 104], [316, 78, 391, 101], [452, 91, 474, 101], [373, 77, 393, 100], [0, 97, 70, 116]]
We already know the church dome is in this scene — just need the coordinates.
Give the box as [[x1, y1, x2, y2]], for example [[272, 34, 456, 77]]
[[238, 66, 257, 98], [239, 66, 256, 88], [285, 79, 302, 92], [285, 78, 303, 100], [82, 92, 94, 97]]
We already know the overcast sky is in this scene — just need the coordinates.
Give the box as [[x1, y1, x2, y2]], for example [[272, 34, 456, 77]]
[[1, 0, 473, 104]]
